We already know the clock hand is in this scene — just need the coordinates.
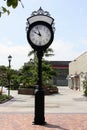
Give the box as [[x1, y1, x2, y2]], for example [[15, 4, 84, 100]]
[[33, 31, 41, 36], [37, 26, 41, 36], [38, 32, 41, 36]]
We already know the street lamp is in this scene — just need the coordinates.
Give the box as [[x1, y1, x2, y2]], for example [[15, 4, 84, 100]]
[[8, 55, 12, 96], [8, 55, 12, 68], [26, 7, 55, 125]]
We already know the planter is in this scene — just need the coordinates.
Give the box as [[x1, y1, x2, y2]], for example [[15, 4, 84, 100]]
[[18, 88, 34, 95], [18, 87, 58, 95], [44, 87, 58, 95], [0, 89, 2, 95]]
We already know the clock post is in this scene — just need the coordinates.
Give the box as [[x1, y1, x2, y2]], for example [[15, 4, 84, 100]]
[[26, 7, 55, 125], [34, 50, 45, 125]]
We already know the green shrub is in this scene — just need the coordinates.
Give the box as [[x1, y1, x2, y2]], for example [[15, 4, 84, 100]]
[[83, 80, 87, 96], [0, 94, 12, 103]]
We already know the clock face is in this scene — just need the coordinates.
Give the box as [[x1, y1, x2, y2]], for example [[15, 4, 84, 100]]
[[29, 24, 51, 46], [27, 21, 54, 50]]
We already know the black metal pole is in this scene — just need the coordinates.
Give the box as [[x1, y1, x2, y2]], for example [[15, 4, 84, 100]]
[[34, 50, 45, 125], [37, 51, 43, 90], [8, 60, 11, 96]]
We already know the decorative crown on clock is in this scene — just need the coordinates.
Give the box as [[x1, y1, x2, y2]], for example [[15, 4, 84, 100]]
[[26, 7, 55, 32]]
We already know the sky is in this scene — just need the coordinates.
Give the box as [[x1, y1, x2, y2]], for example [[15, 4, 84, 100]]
[[0, 0, 87, 69]]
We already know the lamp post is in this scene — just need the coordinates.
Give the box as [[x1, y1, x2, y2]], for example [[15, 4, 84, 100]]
[[26, 7, 55, 125], [8, 55, 12, 96]]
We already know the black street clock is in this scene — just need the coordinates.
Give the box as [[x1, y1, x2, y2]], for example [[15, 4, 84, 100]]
[[26, 7, 55, 125], [27, 21, 54, 51]]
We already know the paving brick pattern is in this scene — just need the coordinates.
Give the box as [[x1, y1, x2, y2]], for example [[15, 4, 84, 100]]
[[0, 113, 87, 130]]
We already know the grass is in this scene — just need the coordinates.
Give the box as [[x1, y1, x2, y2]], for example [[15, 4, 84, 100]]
[[0, 94, 13, 104]]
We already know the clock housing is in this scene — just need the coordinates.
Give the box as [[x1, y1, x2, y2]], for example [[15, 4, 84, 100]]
[[27, 21, 54, 51]]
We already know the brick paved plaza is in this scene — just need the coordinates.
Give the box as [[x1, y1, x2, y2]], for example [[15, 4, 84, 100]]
[[0, 113, 87, 130], [0, 87, 87, 130]]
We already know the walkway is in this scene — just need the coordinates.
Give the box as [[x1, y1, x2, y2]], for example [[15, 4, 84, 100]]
[[0, 87, 87, 130]]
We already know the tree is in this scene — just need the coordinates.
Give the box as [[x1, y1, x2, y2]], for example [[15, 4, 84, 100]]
[[9, 69, 20, 90], [83, 80, 87, 96], [27, 48, 56, 86], [18, 62, 37, 88], [0, 0, 24, 17], [0, 66, 8, 88], [28, 48, 54, 57], [0, 65, 20, 90], [44, 48, 54, 57], [42, 61, 57, 86]]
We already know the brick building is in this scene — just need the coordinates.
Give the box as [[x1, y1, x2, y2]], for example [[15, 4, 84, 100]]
[[49, 61, 70, 86]]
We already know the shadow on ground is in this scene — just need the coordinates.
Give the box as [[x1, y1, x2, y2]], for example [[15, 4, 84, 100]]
[[44, 123, 69, 130]]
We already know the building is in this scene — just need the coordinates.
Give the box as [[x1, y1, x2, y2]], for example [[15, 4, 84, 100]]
[[68, 51, 87, 90], [49, 61, 70, 86], [24, 60, 70, 86]]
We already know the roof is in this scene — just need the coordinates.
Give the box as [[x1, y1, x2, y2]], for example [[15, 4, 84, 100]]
[[72, 51, 87, 62], [48, 61, 71, 66]]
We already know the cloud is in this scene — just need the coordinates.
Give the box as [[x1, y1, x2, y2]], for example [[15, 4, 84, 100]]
[[0, 39, 86, 69], [0, 42, 31, 70], [46, 40, 81, 61]]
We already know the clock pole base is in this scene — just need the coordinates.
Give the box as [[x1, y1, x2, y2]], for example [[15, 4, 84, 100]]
[[33, 89, 46, 125]]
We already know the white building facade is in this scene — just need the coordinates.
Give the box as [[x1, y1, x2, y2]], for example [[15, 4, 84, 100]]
[[68, 51, 87, 91]]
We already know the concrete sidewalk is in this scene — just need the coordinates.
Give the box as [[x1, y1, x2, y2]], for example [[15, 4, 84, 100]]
[[0, 87, 87, 113]]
